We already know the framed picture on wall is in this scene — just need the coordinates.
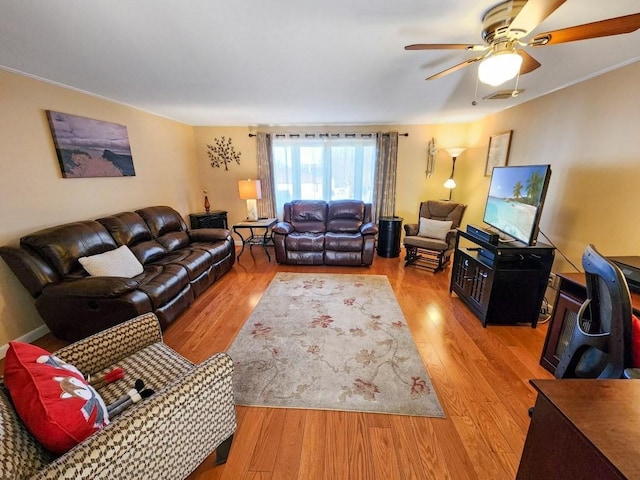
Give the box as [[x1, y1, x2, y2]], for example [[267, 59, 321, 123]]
[[485, 130, 513, 176], [46, 110, 135, 178]]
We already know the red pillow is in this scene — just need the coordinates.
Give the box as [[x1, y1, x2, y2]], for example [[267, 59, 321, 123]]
[[3, 342, 109, 454], [632, 314, 640, 368]]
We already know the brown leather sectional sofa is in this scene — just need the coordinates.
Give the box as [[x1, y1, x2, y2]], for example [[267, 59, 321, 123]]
[[0, 206, 235, 341], [272, 200, 378, 266]]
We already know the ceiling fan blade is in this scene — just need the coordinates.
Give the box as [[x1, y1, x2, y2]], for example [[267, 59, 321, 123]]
[[530, 13, 640, 46], [426, 56, 484, 80], [405, 43, 485, 51], [518, 50, 541, 74], [508, 0, 566, 37]]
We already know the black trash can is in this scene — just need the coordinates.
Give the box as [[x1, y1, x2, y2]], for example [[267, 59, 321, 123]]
[[377, 216, 403, 258]]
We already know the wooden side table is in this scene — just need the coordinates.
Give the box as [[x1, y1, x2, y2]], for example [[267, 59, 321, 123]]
[[232, 218, 277, 261], [189, 211, 228, 229]]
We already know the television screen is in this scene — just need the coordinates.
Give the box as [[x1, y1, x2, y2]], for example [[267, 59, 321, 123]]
[[482, 164, 552, 245]]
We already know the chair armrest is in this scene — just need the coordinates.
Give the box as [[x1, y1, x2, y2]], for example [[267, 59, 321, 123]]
[[404, 223, 418, 236], [54, 313, 162, 374], [445, 229, 458, 247], [43, 277, 139, 299], [34, 353, 236, 480], [272, 222, 294, 235], [360, 222, 378, 236], [188, 228, 230, 242]]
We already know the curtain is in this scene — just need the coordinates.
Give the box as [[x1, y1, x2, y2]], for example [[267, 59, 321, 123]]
[[373, 131, 398, 223], [255, 132, 277, 219]]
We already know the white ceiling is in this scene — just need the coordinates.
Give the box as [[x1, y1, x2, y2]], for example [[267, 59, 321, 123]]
[[1, 0, 639, 126]]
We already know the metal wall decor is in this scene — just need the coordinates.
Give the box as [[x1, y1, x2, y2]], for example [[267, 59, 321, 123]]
[[426, 137, 437, 178], [207, 136, 241, 171]]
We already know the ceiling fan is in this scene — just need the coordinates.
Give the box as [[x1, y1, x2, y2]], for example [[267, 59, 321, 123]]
[[405, 0, 640, 87]]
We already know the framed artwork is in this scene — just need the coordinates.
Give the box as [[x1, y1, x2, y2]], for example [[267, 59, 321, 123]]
[[485, 130, 513, 176], [46, 110, 135, 178]]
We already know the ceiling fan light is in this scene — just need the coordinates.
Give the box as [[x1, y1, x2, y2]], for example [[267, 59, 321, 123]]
[[478, 52, 523, 86]]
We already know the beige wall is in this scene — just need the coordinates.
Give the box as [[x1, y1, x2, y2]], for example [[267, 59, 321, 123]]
[[2, 60, 638, 349], [456, 61, 640, 272], [0, 69, 200, 347], [193, 124, 473, 228]]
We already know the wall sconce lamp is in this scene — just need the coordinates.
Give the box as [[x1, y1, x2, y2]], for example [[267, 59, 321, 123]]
[[443, 148, 466, 201], [238, 179, 262, 221]]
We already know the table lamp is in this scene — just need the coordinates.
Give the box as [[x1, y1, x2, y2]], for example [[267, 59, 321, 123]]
[[238, 179, 262, 221]]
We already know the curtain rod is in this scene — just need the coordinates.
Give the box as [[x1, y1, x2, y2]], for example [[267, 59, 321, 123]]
[[248, 132, 408, 138]]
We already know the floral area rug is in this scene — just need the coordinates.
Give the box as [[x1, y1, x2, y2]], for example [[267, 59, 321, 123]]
[[226, 273, 444, 417]]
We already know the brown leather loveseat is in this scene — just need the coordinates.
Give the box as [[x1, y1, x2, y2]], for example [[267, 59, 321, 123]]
[[0, 206, 235, 341], [272, 200, 378, 266]]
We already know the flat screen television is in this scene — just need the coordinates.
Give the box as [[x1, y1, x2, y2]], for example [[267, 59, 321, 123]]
[[483, 164, 552, 246]]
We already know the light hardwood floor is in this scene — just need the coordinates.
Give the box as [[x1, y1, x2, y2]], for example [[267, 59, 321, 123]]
[[30, 247, 555, 479]]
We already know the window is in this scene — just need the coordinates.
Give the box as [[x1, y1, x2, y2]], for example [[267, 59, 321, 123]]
[[271, 136, 376, 215]]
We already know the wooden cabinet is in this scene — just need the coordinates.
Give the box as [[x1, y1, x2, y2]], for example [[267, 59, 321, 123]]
[[189, 210, 228, 230], [517, 379, 638, 480], [450, 229, 555, 327], [540, 273, 640, 375]]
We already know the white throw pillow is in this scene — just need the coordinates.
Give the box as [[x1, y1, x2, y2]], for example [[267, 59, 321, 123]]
[[79, 245, 144, 278], [417, 218, 453, 241]]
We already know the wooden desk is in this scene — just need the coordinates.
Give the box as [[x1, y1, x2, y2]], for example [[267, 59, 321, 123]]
[[517, 379, 640, 479], [540, 273, 640, 374]]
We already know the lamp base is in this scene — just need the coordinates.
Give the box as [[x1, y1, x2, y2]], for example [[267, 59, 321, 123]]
[[245, 199, 258, 221]]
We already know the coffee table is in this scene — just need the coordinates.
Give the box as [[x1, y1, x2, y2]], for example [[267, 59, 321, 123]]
[[232, 218, 277, 261]]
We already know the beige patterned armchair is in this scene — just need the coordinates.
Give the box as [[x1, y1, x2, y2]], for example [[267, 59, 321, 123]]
[[0, 313, 236, 479]]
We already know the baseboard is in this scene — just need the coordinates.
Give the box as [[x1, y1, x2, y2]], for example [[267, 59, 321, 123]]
[[0, 324, 50, 359]]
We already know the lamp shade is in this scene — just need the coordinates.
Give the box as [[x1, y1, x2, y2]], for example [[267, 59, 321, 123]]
[[445, 147, 466, 159], [478, 51, 523, 87], [443, 178, 457, 189], [238, 179, 262, 200]]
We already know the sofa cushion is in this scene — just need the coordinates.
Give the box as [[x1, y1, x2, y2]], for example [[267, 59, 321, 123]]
[[157, 248, 212, 281], [325, 232, 363, 252], [20, 221, 118, 277], [97, 212, 153, 246], [137, 206, 191, 252], [285, 232, 325, 252], [136, 264, 190, 309], [290, 200, 327, 233], [3, 342, 109, 454], [97, 212, 167, 264], [79, 245, 144, 278], [327, 200, 364, 233]]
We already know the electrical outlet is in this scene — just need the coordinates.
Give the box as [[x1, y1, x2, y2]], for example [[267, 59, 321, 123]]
[[548, 272, 559, 290]]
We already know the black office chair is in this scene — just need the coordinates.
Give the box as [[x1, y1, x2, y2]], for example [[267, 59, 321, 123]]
[[555, 244, 632, 379]]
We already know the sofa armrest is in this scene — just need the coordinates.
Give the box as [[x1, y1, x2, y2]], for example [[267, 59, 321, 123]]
[[54, 313, 162, 374], [404, 223, 418, 236], [43, 277, 139, 299], [188, 228, 230, 242], [33, 353, 236, 480], [360, 222, 378, 236], [0, 246, 59, 297], [272, 222, 294, 235]]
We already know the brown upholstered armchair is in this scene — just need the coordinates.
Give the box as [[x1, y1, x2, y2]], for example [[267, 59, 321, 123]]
[[403, 200, 466, 272]]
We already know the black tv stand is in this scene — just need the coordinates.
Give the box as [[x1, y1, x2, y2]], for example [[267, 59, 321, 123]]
[[450, 229, 555, 327]]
